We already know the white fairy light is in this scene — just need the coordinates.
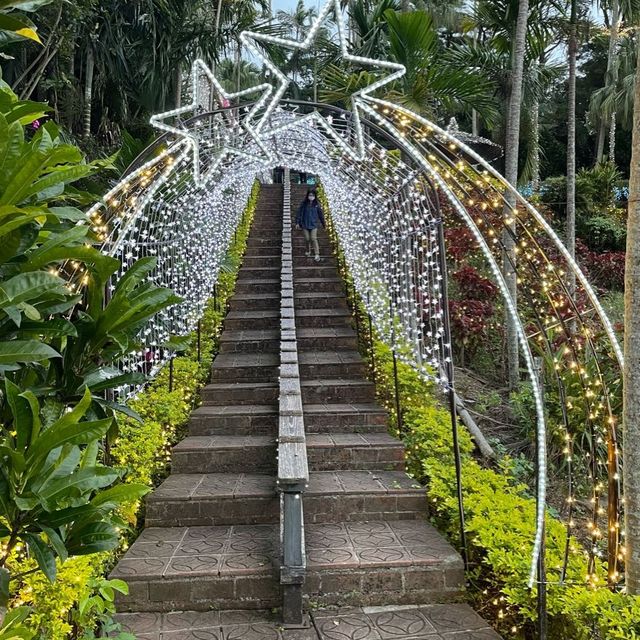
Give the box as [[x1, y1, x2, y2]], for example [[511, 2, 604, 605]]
[[240, 0, 405, 160], [150, 59, 273, 186]]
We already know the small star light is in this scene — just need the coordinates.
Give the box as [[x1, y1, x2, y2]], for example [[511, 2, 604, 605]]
[[150, 59, 274, 187], [240, 0, 405, 160]]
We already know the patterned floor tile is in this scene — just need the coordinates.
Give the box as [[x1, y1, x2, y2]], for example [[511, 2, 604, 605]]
[[164, 554, 220, 577], [115, 612, 162, 634], [164, 611, 221, 631], [314, 614, 382, 640]]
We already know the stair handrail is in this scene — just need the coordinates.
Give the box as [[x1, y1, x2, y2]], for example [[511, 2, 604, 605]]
[[277, 170, 308, 626]]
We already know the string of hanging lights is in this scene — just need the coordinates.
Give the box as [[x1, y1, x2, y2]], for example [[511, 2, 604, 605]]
[[77, 0, 625, 603]]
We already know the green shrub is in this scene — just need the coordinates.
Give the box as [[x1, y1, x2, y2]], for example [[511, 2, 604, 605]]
[[372, 340, 640, 638], [10, 182, 259, 637]]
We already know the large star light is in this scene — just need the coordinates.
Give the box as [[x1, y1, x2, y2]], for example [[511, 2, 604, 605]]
[[240, 0, 406, 160], [150, 59, 274, 186]]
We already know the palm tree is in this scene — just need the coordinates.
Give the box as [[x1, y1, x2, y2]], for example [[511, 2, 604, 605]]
[[455, 0, 564, 182], [592, 0, 640, 164], [502, 0, 529, 389], [566, 0, 579, 297], [321, 10, 498, 122], [623, 20, 640, 596]]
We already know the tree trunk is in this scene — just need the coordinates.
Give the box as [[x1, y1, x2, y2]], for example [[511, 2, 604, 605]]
[[502, 0, 529, 390], [596, 0, 620, 164], [566, 0, 577, 300], [235, 43, 242, 94], [174, 64, 182, 109], [531, 95, 540, 191], [214, 0, 224, 71], [623, 25, 640, 596], [82, 46, 95, 141]]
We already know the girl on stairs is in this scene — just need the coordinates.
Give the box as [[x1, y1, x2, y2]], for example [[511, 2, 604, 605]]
[[295, 188, 325, 262]]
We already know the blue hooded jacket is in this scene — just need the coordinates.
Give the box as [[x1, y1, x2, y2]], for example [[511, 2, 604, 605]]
[[296, 200, 325, 230]]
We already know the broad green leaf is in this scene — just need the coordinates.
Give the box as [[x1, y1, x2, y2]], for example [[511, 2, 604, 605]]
[[95, 398, 142, 422], [27, 225, 88, 263], [4, 100, 49, 126], [47, 206, 86, 221], [4, 304, 20, 326], [66, 520, 119, 555], [84, 369, 144, 392], [0, 212, 46, 242], [0, 272, 68, 308], [27, 165, 93, 200], [23, 533, 56, 582], [0, 13, 41, 43], [32, 444, 81, 494], [164, 334, 191, 353], [19, 318, 77, 338], [0, 120, 24, 184], [27, 245, 119, 284], [0, 340, 59, 364], [0, 114, 8, 166], [0, 0, 55, 11], [19, 302, 40, 320], [40, 526, 67, 562], [91, 483, 150, 510], [39, 467, 119, 511], [5, 378, 31, 450], [0, 445, 26, 475], [0, 474, 13, 517], [26, 417, 112, 470], [0, 148, 47, 205], [0, 567, 9, 608]]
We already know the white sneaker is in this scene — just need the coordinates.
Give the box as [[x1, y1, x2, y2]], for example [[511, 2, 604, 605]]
[[305, 250, 311, 257], [314, 255, 321, 262]]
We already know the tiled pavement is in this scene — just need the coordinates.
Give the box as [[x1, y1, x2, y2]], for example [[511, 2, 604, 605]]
[[116, 604, 501, 639], [112, 183, 501, 638]]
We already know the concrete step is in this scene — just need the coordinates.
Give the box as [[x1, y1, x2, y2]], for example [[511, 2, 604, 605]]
[[241, 255, 281, 268], [295, 292, 348, 310], [116, 604, 502, 639], [297, 327, 358, 351], [237, 266, 280, 280], [296, 308, 352, 328], [201, 382, 278, 406], [304, 520, 464, 606], [145, 473, 278, 528], [244, 245, 286, 256], [189, 404, 277, 436], [294, 265, 338, 278], [173, 436, 276, 473], [111, 525, 280, 612], [211, 353, 279, 383], [112, 519, 465, 615], [299, 351, 366, 378], [219, 329, 280, 353], [296, 278, 343, 294], [224, 309, 279, 330], [228, 293, 280, 312], [146, 471, 424, 528], [234, 279, 280, 295], [306, 433, 404, 471], [174, 433, 402, 474], [303, 403, 388, 433], [301, 378, 376, 404]]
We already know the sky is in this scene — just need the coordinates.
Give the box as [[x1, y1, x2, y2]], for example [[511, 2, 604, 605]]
[[271, 0, 606, 23]]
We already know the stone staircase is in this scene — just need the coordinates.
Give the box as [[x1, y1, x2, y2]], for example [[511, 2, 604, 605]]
[[112, 183, 501, 639]]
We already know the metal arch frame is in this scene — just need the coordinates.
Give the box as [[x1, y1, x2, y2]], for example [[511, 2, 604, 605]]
[[84, 96, 625, 601]]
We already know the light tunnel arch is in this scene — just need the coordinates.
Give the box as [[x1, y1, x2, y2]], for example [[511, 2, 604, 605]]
[[83, 98, 624, 588]]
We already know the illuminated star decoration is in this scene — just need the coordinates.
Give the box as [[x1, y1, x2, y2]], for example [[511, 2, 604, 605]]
[[150, 59, 274, 187], [240, 0, 406, 161]]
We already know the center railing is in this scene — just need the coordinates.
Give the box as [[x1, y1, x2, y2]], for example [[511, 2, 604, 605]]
[[277, 171, 308, 625]]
